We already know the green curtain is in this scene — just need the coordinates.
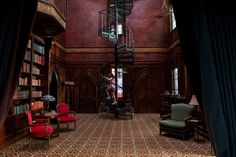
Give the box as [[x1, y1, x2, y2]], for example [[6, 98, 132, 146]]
[[172, 0, 236, 156], [0, 0, 38, 126]]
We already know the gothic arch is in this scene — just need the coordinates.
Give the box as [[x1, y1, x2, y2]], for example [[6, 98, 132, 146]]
[[48, 66, 60, 111], [73, 70, 98, 113], [134, 68, 160, 113]]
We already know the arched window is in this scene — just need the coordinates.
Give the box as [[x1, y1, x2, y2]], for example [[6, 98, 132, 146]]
[[112, 68, 124, 98], [170, 7, 176, 31]]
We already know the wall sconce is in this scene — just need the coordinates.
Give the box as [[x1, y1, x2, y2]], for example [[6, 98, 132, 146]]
[[61, 81, 74, 87], [64, 81, 75, 86]]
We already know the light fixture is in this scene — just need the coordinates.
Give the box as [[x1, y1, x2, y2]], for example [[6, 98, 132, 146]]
[[155, 0, 173, 19], [189, 95, 199, 107], [64, 81, 74, 86], [41, 95, 56, 111]]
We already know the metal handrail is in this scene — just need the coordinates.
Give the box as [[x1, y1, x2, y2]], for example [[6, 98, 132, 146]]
[[98, 10, 134, 52]]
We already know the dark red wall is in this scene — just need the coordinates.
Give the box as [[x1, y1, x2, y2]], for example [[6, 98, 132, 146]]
[[127, 0, 169, 47], [66, 0, 169, 48], [66, 0, 112, 47], [56, 33, 66, 46]]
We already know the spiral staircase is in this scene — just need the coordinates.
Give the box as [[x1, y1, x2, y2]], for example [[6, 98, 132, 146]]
[[98, 0, 134, 118], [98, 0, 134, 65]]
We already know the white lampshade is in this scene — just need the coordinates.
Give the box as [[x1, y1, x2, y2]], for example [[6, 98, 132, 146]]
[[189, 95, 199, 106]]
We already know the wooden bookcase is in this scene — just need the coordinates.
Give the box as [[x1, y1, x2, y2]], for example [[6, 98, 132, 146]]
[[0, 34, 49, 149], [11, 34, 48, 115]]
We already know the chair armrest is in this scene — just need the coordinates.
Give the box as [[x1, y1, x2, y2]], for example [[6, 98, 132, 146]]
[[185, 116, 193, 121], [32, 120, 46, 124], [160, 114, 171, 120], [30, 123, 48, 126], [69, 111, 76, 117]]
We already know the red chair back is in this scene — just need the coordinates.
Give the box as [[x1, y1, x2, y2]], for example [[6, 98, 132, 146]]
[[26, 111, 33, 125], [57, 103, 69, 115]]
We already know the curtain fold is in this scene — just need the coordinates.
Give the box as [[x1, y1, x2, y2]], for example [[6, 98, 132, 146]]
[[172, 0, 236, 156], [0, 0, 38, 127]]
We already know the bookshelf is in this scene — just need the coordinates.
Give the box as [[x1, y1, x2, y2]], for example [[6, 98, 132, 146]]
[[11, 34, 49, 116], [0, 34, 50, 149]]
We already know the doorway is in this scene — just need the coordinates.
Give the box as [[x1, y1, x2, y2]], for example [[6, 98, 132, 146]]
[[49, 71, 58, 111]]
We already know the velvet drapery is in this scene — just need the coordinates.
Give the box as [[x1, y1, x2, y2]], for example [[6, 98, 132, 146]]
[[172, 0, 236, 156], [0, 0, 38, 127]]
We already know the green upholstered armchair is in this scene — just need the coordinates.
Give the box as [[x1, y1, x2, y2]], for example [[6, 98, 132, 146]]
[[159, 103, 194, 140]]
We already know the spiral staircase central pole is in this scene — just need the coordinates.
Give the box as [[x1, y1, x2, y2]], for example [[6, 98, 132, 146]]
[[114, 0, 118, 100]]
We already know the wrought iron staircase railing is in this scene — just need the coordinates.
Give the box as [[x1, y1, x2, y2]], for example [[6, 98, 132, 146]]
[[98, 0, 134, 113], [109, 0, 133, 18], [98, 9, 134, 64]]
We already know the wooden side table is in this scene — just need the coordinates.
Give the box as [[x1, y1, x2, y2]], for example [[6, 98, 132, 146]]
[[186, 119, 209, 142]]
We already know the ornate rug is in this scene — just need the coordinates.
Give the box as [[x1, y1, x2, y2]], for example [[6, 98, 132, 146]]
[[0, 114, 214, 157]]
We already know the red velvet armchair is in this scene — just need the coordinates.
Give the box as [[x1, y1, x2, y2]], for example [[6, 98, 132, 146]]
[[26, 111, 53, 149], [56, 103, 76, 131]]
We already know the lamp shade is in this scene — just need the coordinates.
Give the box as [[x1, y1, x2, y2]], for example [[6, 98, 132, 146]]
[[189, 95, 199, 106], [41, 95, 56, 102]]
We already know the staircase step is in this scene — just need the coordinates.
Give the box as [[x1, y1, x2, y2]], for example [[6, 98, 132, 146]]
[[101, 31, 117, 43], [118, 57, 134, 64], [117, 43, 127, 49], [118, 52, 133, 58]]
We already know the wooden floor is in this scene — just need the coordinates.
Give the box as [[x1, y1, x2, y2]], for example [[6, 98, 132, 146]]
[[0, 114, 214, 157]]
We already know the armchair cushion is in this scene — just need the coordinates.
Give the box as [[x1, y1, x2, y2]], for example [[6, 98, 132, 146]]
[[58, 115, 76, 123], [30, 125, 53, 137], [159, 119, 186, 128], [171, 103, 194, 121]]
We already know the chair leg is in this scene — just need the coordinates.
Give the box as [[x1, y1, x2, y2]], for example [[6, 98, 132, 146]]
[[67, 123, 69, 130], [48, 136, 50, 149], [56, 122, 60, 136], [74, 121, 76, 130], [58, 123, 61, 132], [28, 136, 31, 149]]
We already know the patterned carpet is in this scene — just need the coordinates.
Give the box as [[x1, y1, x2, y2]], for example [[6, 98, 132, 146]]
[[0, 114, 214, 157]]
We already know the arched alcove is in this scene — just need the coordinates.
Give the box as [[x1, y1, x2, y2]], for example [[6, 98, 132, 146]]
[[49, 70, 59, 111], [134, 69, 160, 113], [74, 70, 98, 113]]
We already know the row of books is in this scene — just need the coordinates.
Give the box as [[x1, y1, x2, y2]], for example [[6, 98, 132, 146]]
[[32, 78, 41, 86], [19, 77, 28, 86], [33, 53, 45, 65], [33, 43, 45, 54], [32, 91, 42, 98], [27, 40, 32, 49], [21, 63, 30, 73], [19, 77, 42, 86], [31, 101, 44, 110], [13, 90, 29, 99], [32, 66, 40, 75], [12, 101, 44, 115], [25, 50, 31, 61], [14, 103, 29, 115]]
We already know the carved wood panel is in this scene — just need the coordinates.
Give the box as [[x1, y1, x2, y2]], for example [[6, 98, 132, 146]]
[[74, 71, 98, 113], [134, 68, 160, 113]]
